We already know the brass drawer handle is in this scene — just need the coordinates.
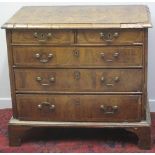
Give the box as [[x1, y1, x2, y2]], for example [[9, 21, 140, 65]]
[[36, 76, 55, 86], [101, 76, 119, 87], [35, 53, 53, 63], [38, 101, 55, 110], [73, 49, 80, 57], [100, 52, 119, 62], [100, 32, 119, 43], [100, 105, 118, 114], [33, 32, 52, 42]]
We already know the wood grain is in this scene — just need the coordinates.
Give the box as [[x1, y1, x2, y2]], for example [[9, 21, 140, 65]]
[[2, 6, 152, 29], [12, 29, 74, 44], [3, 5, 151, 149], [14, 68, 143, 92], [16, 94, 141, 122], [12, 46, 143, 67], [77, 29, 144, 44]]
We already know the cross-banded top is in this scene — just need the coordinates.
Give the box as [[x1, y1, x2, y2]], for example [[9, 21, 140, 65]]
[[2, 5, 152, 29]]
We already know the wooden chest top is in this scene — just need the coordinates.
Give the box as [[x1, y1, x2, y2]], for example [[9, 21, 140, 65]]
[[2, 5, 152, 29]]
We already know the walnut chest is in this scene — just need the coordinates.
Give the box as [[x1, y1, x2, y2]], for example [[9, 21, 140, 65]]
[[2, 5, 152, 149]]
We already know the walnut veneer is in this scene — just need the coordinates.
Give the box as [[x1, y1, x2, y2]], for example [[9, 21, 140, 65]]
[[2, 5, 152, 149]]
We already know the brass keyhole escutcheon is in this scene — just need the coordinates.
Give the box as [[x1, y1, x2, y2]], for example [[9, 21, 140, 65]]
[[73, 49, 80, 57], [74, 71, 81, 80]]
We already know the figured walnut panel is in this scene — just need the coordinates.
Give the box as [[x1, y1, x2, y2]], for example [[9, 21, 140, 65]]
[[77, 29, 144, 44], [12, 30, 74, 44], [16, 94, 141, 122], [13, 46, 143, 67], [14, 69, 142, 92], [2, 6, 151, 29]]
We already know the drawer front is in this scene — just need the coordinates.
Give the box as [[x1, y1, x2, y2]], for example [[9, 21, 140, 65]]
[[78, 29, 143, 44], [14, 69, 142, 92], [12, 30, 74, 44], [13, 46, 142, 67], [16, 94, 141, 122]]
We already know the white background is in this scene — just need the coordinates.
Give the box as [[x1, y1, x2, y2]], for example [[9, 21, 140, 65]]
[[0, 1, 155, 111]]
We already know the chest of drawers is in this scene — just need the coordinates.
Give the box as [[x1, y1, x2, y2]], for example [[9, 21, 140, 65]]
[[2, 5, 152, 149]]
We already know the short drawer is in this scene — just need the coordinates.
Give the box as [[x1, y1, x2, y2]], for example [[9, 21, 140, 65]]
[[12, 30, 74, 44], [14, 69, 142, 92], [16, 94, 141, 122], [13, 46, 142, 67], [77, 29, 143, 45]]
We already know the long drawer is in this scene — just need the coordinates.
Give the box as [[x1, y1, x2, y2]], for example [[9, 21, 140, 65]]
[[77, 29, 143, 44], [16, 94, 141, 122], [14, 69, 142, 92], [13, 46, 143, 67], [12, 29, 74, 44]]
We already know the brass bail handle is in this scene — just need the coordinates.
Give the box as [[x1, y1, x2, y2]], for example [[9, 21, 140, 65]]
[[33, 32, 52, 42], [100, 105, 118, 114], [36, 76, 55, 86], [100, 32, 119, 42], [35, 53, 53, 63], [38, 101, 55, 110], [101, 76, 119, 87], [100, 52, 119, 62]]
